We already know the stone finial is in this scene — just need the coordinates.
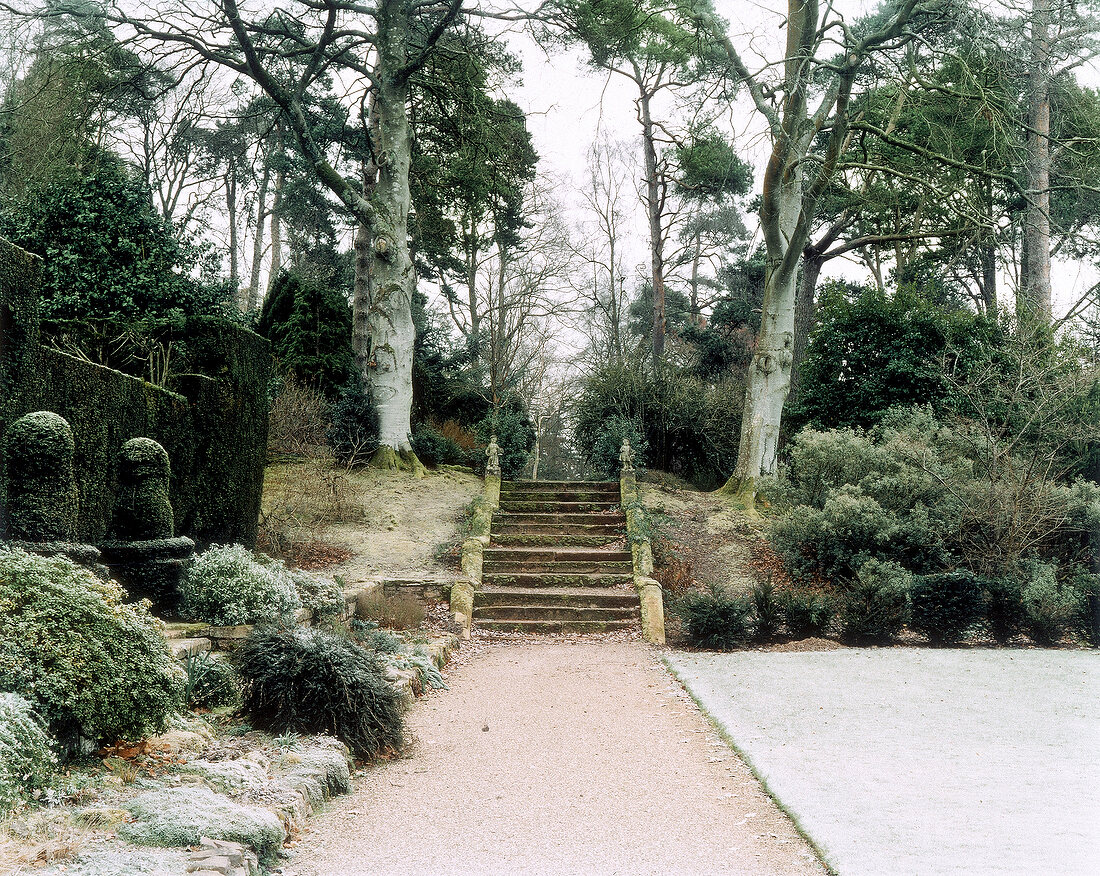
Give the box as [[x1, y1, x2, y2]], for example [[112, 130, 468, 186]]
[[619, 437, 635, 473], [2, 410, 79, 541], [485, 434, 501, 478], [112, 438, 174, 541]]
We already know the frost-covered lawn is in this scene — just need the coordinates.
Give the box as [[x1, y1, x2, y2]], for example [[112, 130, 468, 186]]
[[666, 648, 1100, 876]]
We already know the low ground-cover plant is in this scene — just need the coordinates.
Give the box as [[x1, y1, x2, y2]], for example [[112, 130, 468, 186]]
[[674, 585, 755, 649], [235, 625, 404, 760], [838, 559, 910, 644], [0, 692, 56, 815], [183, 545, 301, 625], [0, 549, 184, 748], [910, 571, 984, 644]]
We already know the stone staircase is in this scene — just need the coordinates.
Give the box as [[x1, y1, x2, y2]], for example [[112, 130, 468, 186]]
[[474, 480, 640, 633]]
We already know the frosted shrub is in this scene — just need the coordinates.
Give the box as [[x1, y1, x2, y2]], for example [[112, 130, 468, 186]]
[[291, 570, 345, 625], [0, 548, 184, 747], [0, 693, 56, 815], [183, 545, 301, 625]]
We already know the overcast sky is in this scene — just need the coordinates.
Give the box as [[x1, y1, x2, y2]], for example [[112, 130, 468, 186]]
[[485, 0, 1099, 324]]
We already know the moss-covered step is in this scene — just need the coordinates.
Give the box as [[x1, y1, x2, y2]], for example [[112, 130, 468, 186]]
[[473, 619, 636, 633], [474, 604, 639, 622], [483, 547, 632, 563], [498, 490, 621, 503], [498, 500, 620, 513], [481, 572, 633, 588], [475, 586, 639, 608], [493, 522, 623, 535], [493, 512, 625, 526], [500, 480, 619, 493], [495, 530, 624, 543]]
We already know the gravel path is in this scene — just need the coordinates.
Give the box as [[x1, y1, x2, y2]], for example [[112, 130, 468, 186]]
[[289, 639, 825, 876], [666, 648, 1100, 876]]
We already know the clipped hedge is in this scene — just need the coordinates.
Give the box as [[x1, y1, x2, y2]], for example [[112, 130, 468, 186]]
[[0, 548, 184, 746]]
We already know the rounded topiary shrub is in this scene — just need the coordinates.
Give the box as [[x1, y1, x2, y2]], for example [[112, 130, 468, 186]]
[[0, 549, 184, 746], [910, 571, 984, 644], [0, 692, 57, 815], [674, 585, 755, 650], [839, 559, 910, 644], [2, 410, 79, 541], [183, 545, 301, 626], [234, 625, 404, 760]]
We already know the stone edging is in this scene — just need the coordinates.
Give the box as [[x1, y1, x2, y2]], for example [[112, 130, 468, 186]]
[[619, 470, 666, 645], [450, 473, 498, 639]]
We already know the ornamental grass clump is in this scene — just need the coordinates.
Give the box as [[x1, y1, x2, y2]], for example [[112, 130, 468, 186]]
[[0, 548, 184, 747], [183, 544, 301, 625], [235, 625, 404, 760], [0, 693, 56, 815], [184, 652, 239, 710]]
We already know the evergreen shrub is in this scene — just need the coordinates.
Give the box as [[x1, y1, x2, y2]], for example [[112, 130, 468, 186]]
[[183, 545, 301, 626], [984, 575, 1025, 644], [751, 579, 782, 641], [910, 571, 984, 644], [838, 559, 910, 644], [1019, 560, 1082, 646], [0, 548, 184, 745], [327, 378, 380, 466], [235, 625, 404, 759], [0, 692, 56, 815], [675, 585, 754, 650], [778, 587, 836, 639]]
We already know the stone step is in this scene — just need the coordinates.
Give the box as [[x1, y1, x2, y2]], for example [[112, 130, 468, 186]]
[[170, 637, 212, 658], [484, 547, 632, 564], [498, 500, 620, 514], [474, 619, 638, 634], [494, 512, 625, 526], [474, 603, 639, 622], [482, 572, 634, 588], [476, 587, 639, 608], [501, 480, 619, 493], [498, 490, 621, 503], [492, 533, 623, 547], [493, 522, 623, 535]]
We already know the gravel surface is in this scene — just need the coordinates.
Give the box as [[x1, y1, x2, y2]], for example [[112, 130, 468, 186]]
[[289, 639, 825, 876], [666, 648, 1100, 876]]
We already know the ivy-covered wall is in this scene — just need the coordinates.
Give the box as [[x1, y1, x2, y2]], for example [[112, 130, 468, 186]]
[[0, 237, 270, 547]]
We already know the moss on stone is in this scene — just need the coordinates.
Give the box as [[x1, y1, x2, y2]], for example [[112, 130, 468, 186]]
[[119, 787, 285, 864], [2, 411, 79, 541]]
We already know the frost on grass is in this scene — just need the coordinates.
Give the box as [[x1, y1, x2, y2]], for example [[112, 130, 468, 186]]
[[119, 787, 284, 863]]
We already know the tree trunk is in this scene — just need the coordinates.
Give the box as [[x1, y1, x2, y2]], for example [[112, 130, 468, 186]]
[[1022, 0, 1052, 323], [638, 88, 666, 364], [269, 149, 285, 292], [226, 166, 240, 306], [247, 148, 271, 313], [465, 212, 480, 359], [788, 249, 822, 411], [362, 12, 423, 474]]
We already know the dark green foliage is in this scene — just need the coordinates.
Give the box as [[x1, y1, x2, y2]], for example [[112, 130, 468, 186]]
[[256, 272, 353, 399], [674, 130, 753, 201], [475, 403, 535, 479], [0, 692, 56, 815], [838, 560, 910, 644], [184, 652, 239, 711], [112, 438, 174, 540], [573, 360, 742, 488], [586, 416, 647, 479], [235, 625, 404, 760], [751, 579, 783, 641], [0, 239, 42, 430], [1018, 561, 1083, 646], [2, 410, 78, 541], [984, 576, 1025, 643], [778, 588, 836, 639], [791, 284, 994, 431], [327, 378, 380, 466], [0, 549, 184, 748], [675, 585, 755, 650], [910, 571, 984, 644], [411, 423, 466, 468], [0, 152, 227, 321]]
